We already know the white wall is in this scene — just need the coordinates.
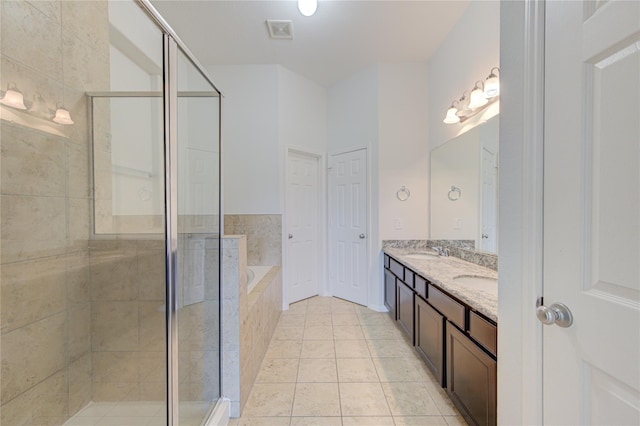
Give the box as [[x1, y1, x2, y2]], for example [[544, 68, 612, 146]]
[[427, 0, 500, 152], [206, 65, 280, 214], [378, 63, 429, 241]]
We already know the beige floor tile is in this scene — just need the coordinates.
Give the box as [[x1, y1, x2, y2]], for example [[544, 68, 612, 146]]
[[256, 358, 300, 383], [330, 304, 356, 315], [297, 358, 338, 382], [366, 340, 411, 358], [393, 416, 448, 425], [287, 302, 308, 315], [301, 340, 336, 358], [381, 382, 440, 416], [265, 339, 303, 359], [292, 382, 341, 417], [236, 417, 291, 426], [279, 314, 307, 328], [373, 357, 429, 382], [273, 327, 304, 341], [341, 417, 395, 426], [332, 313, 360, 326], [307, 305, 332, 314], [306, 313, 333, 326], [290, 417, 342, 425], [428, 386, 461, 416], [339, 383, 391, 417], [333, 325, 365, 340], [335, 340, 371, 358], [337, 358, 379, 382], [227, 419, 240, 426], [304, 326, 334, 340], [444, 415, 468, 426], [357, 313, 394, 326], [243, 383, 295, 417], [362, 324, 403, 340]]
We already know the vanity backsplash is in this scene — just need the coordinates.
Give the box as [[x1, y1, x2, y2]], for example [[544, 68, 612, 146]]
[[383, 239, 498, 271]]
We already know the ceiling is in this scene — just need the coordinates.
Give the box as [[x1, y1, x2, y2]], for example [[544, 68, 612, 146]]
[[150, 0, 470, 87]]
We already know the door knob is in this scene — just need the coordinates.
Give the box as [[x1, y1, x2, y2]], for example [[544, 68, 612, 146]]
[[288, 234, 293, 239], [536, 302, 573, 327], [359, 234, 365, 239], [482, 233, 489, 239]]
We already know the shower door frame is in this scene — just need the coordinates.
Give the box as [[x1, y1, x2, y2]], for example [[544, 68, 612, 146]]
[[136, 2, 223, 424]]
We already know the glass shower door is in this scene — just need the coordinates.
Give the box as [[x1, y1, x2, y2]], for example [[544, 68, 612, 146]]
[[174, 48, 221, 425]]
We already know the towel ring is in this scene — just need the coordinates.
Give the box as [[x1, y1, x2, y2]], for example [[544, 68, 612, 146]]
[[448, 186, 461, 201], [396, 186, 410, 201]]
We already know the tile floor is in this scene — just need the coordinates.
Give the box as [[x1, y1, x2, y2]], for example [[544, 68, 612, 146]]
[[229, 296, 465, 426]]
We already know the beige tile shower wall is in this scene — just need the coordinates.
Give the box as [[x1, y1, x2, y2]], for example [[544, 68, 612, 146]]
[[89, 239, 167, 402], [224, 215, 282, 266], [0, 1, 109, 424]]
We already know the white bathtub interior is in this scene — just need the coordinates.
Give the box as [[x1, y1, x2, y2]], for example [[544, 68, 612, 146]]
[[247, 265, 274, 294]]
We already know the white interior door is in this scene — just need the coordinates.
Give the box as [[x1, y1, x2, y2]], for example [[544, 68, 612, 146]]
[[329, 148, 368, 306], [480, 147, 497, 253], [543, 1, 640, 424], [286, 151, 320, 303]]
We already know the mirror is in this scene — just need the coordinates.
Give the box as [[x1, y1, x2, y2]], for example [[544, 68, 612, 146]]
[[430, 115, 499, 253]]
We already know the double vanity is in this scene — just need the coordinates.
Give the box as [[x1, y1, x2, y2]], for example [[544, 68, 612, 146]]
[[383, 244, 497, 426]]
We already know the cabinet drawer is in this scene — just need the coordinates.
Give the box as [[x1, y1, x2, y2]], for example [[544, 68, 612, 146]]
[[415, 275, 427, 300], [469, 312, 497, 357], [389, 258, 404, 280], [428, 285, 465, 329], [404, 269, 415, 289]]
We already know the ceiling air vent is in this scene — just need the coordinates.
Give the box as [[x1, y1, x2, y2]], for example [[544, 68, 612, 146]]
[[266, 20, 294, 40]]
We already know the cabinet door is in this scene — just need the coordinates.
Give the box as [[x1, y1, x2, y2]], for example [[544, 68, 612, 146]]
[[415, 297, 445, 386], [446, 323, 497, 426], [384, 269, 396, 319], [396, 280, 414, 343]]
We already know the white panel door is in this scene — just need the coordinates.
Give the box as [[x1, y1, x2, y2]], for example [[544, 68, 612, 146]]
[[480, 147, 497, 253], [286, 151, 320, 303], [543, 1, 640, 424], [329, 149, 368, 306]]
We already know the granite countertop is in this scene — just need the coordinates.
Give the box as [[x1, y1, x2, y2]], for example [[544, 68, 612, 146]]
[[384, 247, 498, 322]]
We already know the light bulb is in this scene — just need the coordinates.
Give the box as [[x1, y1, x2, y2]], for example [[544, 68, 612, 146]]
[[53, 106, 74, 125], [484, 68, 500, 98], [468, 83, 488, 109], [0, 86, 27, 110], [443, 106, 460, 124], [298, 0, 317, 16]]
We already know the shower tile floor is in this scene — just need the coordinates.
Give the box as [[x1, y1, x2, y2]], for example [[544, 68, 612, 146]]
[[63, 401, 211, 426], [230, 296, 465, 426]]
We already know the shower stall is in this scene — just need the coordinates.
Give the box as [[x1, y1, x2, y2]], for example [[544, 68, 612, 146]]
[[0, 1, 222, 425]]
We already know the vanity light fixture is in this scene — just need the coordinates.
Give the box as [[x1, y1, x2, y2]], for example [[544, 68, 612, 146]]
[[0, 84, 27, 110], [53, 105, 74, 125], [468, 81, 489, 109], [298, 0, 317, 16], [443, 101, 460, 124], [483, 67, 500, 98], [443, 67, 500, 124]]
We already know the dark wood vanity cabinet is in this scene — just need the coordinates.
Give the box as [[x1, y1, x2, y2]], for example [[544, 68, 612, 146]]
[[396, 280, 414, 341], [415, 296, 445, 386], [384, 268, 397, 319], [446, 322, 497, 426], [383, 252, 497, 426]]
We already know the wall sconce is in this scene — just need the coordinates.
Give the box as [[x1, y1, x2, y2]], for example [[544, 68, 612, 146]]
[[0, 84, 74, 125], [443, 67, 500, 124]]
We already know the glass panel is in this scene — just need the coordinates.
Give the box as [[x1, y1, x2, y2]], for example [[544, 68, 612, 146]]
[[175, 48, 221, 423], [90, 0, 167, 422]]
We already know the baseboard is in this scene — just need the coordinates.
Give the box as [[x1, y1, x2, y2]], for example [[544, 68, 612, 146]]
[[204, 398, 230, 426], [367, 303, 388, 313]]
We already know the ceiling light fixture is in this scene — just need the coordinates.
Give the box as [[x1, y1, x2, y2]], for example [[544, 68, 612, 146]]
[[443, 67, 500, 124], [298, 0, 317, 17], [53, 105, 74, 125]]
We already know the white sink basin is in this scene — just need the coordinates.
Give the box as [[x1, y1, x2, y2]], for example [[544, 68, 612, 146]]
[[405, 253, 439, 260], [453, 275, 497, 290]]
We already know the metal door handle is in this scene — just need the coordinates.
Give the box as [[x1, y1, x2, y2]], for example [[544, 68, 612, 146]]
[[482, 233, 489, 239], [359, 234, 365, 239], [288, 234, 293, 239], [536, 302, 573, 327]]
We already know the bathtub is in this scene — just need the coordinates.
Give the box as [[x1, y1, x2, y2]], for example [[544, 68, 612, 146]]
[[246, 265, 274, 294]]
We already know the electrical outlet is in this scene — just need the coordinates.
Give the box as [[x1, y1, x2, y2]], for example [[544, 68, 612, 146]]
[[394, 218, 403, 230], [453, 218, 462, 229]]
